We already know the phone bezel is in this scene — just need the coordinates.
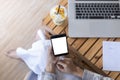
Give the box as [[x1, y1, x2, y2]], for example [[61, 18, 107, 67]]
[[50, 34, 69, 56]]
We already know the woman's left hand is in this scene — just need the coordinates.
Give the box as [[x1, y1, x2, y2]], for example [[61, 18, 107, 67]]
[[46, 46, 58, 73]]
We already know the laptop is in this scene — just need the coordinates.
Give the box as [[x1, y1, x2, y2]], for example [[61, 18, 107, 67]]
[[68, 0, 120, 37]]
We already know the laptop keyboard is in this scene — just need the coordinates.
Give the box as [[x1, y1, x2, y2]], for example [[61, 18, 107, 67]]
[[75, 3, 120, 19]]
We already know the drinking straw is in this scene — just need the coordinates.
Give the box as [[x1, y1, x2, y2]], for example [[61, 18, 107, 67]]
[[57, 5, 61, 14]]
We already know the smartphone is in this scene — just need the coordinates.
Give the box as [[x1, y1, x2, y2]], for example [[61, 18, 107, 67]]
[[51, 34, 68, 56]]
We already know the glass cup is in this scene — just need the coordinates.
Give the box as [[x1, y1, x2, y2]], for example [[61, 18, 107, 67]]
[[50, 5, 67, 26]]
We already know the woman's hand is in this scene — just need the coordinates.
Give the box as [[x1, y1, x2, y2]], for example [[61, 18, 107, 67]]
[[45, 46, 58, 73], [56, 58, 83, 77]]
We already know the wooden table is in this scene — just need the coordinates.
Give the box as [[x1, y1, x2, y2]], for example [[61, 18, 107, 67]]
[[43, 0, 120, 79]]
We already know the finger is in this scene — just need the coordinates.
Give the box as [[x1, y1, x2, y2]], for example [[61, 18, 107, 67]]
[[48, 46, 52, 53], [53, 58, 59, 64], [57, 63, 64, 69], [57, 60, 66, 67], [56, 63, 64, 72], [48, 46, 54, 57]]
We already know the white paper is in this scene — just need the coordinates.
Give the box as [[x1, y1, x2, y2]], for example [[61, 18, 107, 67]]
[[103, 41, 120, 71]]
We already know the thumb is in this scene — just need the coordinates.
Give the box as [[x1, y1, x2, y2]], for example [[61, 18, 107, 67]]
[[56, 61, 66, 71], [56, 63, 64, 72]]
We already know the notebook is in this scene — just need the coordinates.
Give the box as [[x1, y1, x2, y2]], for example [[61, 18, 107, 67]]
[[103, 41, 120, 71]]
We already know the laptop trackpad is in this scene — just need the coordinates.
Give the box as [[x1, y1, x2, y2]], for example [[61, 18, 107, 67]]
[[89, 21, 111, 36]]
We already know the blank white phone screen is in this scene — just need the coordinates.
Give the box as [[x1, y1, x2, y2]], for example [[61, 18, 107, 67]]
[[51, 37, 68, 55]]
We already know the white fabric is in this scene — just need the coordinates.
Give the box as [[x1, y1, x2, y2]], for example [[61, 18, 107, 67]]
[[16, 29, 50, 75], [16, 40, 51, 74]]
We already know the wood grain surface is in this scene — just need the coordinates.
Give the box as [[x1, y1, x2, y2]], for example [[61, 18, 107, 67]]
[[0, 0, 58, 80]]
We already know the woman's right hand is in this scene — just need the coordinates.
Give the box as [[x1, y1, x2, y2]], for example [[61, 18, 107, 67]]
[[56, 58, 83, 77]]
